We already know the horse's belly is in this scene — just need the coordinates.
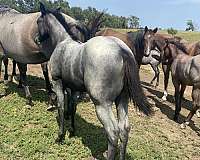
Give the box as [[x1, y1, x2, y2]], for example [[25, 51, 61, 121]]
[[62, 80, 86, 92], [5, 51, 48, 64]]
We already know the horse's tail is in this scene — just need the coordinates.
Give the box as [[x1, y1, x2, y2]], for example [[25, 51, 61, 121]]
[[122, 50, 153, 116]]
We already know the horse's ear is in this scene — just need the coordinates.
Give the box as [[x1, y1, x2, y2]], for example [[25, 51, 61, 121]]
[[39, 2, 46, 15], [153, 27, 158, 33], [56, 7, 62, 12], [145, 26, 148, 32]]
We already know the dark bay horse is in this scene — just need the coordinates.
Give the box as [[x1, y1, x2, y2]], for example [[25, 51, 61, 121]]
[[163, 40, 200, 128], [143, 27, 200, 101], [96, 28, 161, 87], [144, 27, 200, 118], [37, 3, 153, 159]]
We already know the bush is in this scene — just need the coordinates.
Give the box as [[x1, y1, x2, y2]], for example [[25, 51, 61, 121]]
[[167, 28, 178, 35]]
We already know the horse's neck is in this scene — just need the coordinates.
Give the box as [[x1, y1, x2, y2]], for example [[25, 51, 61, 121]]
[[48, 17, 73, 46]]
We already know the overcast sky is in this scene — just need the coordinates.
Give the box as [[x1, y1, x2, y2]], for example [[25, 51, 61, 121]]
[[67, 0, 200, 30]]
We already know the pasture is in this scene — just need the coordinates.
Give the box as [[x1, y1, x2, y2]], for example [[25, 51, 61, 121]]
[[0, 30, 200, 160]]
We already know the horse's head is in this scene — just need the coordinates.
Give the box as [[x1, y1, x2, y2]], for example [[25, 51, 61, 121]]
[[143, 26, 158, 56], [37, 2, 87, 44], [36, 2, 51, 44]]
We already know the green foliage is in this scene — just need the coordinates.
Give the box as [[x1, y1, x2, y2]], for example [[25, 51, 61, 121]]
[[128, 15, 140, 28], [0, 0, 139, 29], [167, 27, 178, 35]]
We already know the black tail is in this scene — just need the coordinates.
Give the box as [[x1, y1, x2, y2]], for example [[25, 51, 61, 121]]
[[122, 50, 153, 116]]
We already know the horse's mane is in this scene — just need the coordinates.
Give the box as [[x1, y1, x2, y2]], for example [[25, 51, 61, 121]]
[[168, 39, 188, 54], [127, 30, 144, 52], [0, 5, 19, 14], [48, 9, 81, 42]]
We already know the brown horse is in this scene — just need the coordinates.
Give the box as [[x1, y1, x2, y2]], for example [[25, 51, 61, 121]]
[[143, 27, 200, 102], [163, 40, 200, 128], [96, 28, 161, 87], [144, 27, 200, 119]]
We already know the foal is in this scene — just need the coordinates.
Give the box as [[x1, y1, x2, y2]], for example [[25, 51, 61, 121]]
[[164, 41, 200, 128]]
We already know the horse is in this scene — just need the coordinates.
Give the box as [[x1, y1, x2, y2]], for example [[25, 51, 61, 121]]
[[163, 40, 200, 128], [143, 27, 200, 101], [96, 28, 161, 87], [0, 5, 88, 106], [0, 5, 104, 106], [37, 3, 153, 159], [143, 26, 200, 118]]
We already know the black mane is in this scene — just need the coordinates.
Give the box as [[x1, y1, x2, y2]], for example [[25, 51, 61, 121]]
[[48, 9, 80, 42], [168, 39, 188, 54], [127, 30, 145, 51]]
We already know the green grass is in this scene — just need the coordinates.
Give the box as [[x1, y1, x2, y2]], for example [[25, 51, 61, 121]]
[[0, 76, 200, 160], [1, 30, 200, 159]]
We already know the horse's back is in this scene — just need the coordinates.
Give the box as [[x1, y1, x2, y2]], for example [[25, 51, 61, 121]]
[[96, 29, 133, 51], [83, 36, 133, 101]]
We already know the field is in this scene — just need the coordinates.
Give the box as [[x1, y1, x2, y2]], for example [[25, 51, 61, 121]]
[[0, 30, 200, 160]]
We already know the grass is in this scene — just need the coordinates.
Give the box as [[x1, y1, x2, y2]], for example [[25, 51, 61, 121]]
[[0, 75, 200, 160], [114, 28, 200, 42], [1, 30, 200, 159]]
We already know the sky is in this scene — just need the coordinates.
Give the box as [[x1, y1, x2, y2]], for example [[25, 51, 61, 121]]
[[67, 0, 200, 30]]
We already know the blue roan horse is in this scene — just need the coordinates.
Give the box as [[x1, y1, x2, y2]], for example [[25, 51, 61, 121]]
[[37, 3, 153, 160]]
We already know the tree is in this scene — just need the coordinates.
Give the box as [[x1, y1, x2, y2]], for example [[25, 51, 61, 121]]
[[186, 20, 195, 31], [167, 27, 178, 36], [128, 15, 140, 28]]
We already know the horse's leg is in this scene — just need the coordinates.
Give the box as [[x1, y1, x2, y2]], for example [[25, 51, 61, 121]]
[[41, 62, 56, 110], [150, 63, 160, 87], [53, 79, 66, 143], [196, 109, 200, 118], [180, 85, 186, 100], [155, 65, 160, 87], [68, 92, 78, 137], [10, 59, 17, 82], [17, 62, 33, 106], [115, 92, 130, 160], [181, 87, 200, 128], [173, 83, 181, 122], [41, 62, 52, 93], [162, 63, 171, 101], [3, 57, 9, 84], [0, 54, 3, 81], [93, 101, 119, 160], [63, 89, 77, 136]]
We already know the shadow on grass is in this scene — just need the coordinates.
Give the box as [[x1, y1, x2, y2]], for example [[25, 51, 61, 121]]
[[64, 114, 133, 160], [141, 81, 200, 134], [1, 75, 48, 103]]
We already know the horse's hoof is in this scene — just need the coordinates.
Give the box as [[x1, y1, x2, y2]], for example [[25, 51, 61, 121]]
[[162, 96, 167, 101], [25, 105, 32, 109], [69, 131, 75, 138], [147, 97, 156, 105], [4, 80, 9, 85], [173, 116, 178, 122], [55, 137, 64, 144], [47, 105, 57, 111], [196, 110, 200, 118], [12, 76, 19, 83], [180, 123, 188, 129], [26, 101, 34, 107], [152, 106, 159, 111], [103, 151, 108, 159]]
